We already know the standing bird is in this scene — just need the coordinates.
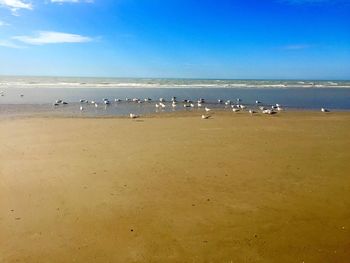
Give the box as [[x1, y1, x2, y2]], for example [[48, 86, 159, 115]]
[[129, 113, 139, 119], [205, 107, 211, 112]]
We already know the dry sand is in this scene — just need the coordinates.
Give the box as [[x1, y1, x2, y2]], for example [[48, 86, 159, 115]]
[[0, 111, 350, 262]]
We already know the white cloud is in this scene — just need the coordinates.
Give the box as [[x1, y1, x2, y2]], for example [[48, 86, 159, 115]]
[[0, 39, 24, 48], [0, 20, 10, 26], [13, 31, 93, 45], [0, 0, 32, 15]]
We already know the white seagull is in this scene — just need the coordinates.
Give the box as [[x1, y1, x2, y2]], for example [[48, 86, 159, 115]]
[[205, 107, 211, 112], [129, 113, 139, 119], [262, 109, 275, 115]]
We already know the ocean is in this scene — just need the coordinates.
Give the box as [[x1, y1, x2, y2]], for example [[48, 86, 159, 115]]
[[1, 76, 350, 117]]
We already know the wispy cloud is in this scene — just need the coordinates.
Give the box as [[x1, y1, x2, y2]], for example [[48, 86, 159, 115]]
[[0, 0, 32, 15], [13, 31, 93, 45], [282, 44, 312, 50], [0, 39, 25, 48], [0, 20, 10, 26]]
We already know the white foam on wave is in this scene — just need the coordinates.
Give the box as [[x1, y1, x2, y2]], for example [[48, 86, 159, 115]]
[[0, 78, 349, 89]]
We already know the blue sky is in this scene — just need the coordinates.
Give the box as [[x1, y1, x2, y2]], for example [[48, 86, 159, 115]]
[[0, 0, 349, 79]]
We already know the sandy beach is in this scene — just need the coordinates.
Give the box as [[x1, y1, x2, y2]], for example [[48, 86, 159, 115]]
[[0, 111, 349, 262]]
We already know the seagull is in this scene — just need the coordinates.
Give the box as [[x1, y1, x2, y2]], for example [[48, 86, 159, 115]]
[[95, 103, 98, 108], [159, 98, 165, 102], [255, 100, 261, 104], [104, 100, 110, 105], [115, 98, 121, 102], [201, 115, 210, 119], [155, 103, 160, 108], [277, 107, 283, 111], [205, 107, 211, 112], [159, 102, 166, 108], [197, 102, 202, 107], [56, 99, 63, 104], [80, 106, 84, 111], [249, 110, 256, 115], [218, 99, 223, 104], [232, 108, 240, 112], [129, 113, 139, 119], [321, 108, 330, 112], [190, 103, 195, 108], [172, 102, 177, 107], [262, 109, 276, 115], [239, 105, 247, 110]]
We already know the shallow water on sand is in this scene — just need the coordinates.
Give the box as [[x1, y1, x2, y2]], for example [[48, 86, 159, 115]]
[[1, 87, 350, 117]]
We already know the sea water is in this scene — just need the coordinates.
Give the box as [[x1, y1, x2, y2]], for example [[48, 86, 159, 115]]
[[1, 76, 350, 117]]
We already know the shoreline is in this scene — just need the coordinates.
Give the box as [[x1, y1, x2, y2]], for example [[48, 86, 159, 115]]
[[1, 108, 350, 120]]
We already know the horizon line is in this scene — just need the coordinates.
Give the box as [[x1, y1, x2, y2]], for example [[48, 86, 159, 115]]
[[0, 74, 349, 81]]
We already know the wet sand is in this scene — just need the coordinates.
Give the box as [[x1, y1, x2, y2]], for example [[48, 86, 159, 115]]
[[1, 111, 350, 262]]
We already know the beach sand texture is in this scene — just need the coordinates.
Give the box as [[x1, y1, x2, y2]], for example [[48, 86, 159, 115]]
[[1, 112, 350, 262]]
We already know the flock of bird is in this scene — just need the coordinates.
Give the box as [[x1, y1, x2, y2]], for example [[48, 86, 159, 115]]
[[50, 95, 331, 119], [0, 91, 332, 118]]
